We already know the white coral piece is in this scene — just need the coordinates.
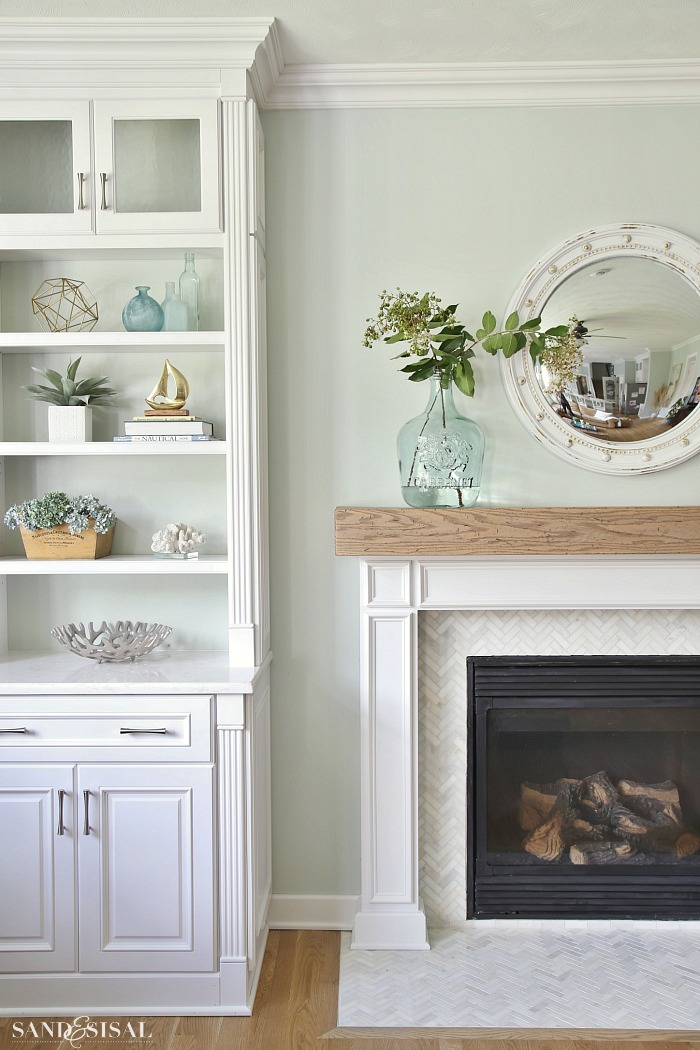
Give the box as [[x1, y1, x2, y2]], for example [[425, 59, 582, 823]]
[[151, 522, 207, 554]]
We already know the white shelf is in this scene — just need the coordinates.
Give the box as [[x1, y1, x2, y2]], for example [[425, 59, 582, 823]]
[[0, 650, 270, 695], [0, 235, 226, 260], [0, 441, 227, 455], [0, 555, 228, 575], [0, 331, 226, 351]]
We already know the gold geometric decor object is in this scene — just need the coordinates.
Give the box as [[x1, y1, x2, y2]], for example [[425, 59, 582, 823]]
[[31, 277, 99, 333]]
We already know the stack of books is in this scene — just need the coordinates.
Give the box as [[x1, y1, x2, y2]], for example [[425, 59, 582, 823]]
[[113, 407, 216, 442]]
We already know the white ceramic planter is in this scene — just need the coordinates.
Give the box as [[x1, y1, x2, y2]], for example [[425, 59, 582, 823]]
[[47, 405, 92, 443]]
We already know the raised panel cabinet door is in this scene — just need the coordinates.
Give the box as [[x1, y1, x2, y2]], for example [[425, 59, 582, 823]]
[[77, 764, 215, 973], [92, 99, 221, 234], [0, 101, 92, 235], [0, 765, 75, 972]]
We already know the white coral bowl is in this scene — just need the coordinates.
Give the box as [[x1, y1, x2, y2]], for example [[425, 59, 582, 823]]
[[52, 620, 172, 662]]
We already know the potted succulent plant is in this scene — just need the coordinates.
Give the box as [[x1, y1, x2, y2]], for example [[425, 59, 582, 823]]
[[25, 356, 116, 442], [4, 491, 117, 560]]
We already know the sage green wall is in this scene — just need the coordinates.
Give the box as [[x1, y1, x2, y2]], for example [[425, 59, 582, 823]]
[[262, 104, 700, 894]]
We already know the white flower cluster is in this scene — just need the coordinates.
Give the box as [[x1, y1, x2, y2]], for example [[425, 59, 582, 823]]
[[151, 522, 207, 555]]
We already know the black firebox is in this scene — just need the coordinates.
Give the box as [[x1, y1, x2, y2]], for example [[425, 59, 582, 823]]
[[467, 656, 700, 919]]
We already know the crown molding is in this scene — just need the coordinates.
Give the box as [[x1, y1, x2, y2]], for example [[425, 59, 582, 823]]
[[0, 22, 698, 110], [0, 18, 276, 87], [259, 58, 700, 109]]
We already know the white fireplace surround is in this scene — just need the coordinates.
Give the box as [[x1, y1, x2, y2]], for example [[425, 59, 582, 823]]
[[353, 554, 700, 951]]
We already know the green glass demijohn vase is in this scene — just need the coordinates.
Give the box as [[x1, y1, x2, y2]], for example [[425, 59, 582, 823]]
[[397, 370, 484, 508]]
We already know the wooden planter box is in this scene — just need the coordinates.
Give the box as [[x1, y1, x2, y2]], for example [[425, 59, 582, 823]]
[[20, 521, 115, 560]]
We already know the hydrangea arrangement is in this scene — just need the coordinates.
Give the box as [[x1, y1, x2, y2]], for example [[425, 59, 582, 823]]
[[4, 492, 116, 535]]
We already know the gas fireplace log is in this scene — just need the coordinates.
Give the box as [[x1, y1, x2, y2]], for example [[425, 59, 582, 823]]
[[617, 779, 683, 827], [519, 779, 580, 832], [569, 840, 636, 865], [676, 831, 700, 857], [520, 771, 700, 862], [523, 781, 580, 861]]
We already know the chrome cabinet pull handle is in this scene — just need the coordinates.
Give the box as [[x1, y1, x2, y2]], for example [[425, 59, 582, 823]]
[[83, 790, 90, 836], [120, 727, 167, 735], [100, 172, 108, 210], [77, 172, 86, 210], [57, 789, 66, 836], [0, 727, 28, 734]]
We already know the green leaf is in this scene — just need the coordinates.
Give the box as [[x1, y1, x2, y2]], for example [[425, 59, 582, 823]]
[[399, 360, 430, 372], [430, 332, 456, 342], [476, 329, 486, 341], [481, 333, 503, 355], [505, 311, 519, 331], [408, 370, 431, 382], [545, 324, 570, 337], [482, 311, 497, 334], [501, 331, 522, 356], [454, 359, 475, 397], [518, 318, 542, 331], [25, 388, 66, 406], [439, 339, 465, 354], [66, 357, 82, 381], [390, 351, 412, 359], [384, 332, 406, 343], [32, 366, 64, 391]]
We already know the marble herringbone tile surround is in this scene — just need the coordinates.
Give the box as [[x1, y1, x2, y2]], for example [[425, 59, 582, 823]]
[[418, 608, 700, 925], [337, 610, 700, 1030]]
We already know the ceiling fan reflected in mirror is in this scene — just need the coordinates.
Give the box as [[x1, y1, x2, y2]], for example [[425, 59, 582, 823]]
[[570, 317, 626, 344]]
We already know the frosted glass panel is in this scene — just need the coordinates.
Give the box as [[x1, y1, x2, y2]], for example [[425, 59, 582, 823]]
[[0, 120, 73, 213], [113, 119, 201, 213]]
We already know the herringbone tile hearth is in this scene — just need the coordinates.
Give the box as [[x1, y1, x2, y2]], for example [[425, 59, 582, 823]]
[[338, 926, 700, 1028]]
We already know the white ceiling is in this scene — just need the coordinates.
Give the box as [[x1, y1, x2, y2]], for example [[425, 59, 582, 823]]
[[0, 0, 698, 66], [256, 0, 700, 66], [539, 257, 700, 358]]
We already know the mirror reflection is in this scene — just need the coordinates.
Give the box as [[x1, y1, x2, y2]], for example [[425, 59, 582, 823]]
[[537, 257, 700, 443]]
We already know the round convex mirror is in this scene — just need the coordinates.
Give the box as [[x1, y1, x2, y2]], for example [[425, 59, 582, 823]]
[[501, 224, 700, 474]]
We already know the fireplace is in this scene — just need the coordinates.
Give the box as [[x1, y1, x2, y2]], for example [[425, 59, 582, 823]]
[[468, 656, 700, 920], [333, 511, 700, 948]]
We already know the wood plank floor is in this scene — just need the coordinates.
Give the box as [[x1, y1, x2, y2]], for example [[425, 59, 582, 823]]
[[2, 931, 700, 1050]]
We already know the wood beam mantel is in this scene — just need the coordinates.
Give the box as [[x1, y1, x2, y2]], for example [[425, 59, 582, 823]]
[[334, 506, 700, 557]]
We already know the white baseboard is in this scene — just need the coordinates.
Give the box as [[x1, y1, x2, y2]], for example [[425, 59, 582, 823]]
[[268, 895, 359, 930]]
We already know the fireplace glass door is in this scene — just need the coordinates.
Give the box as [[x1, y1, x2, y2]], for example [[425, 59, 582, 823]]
[[468, 657, 700, 919]]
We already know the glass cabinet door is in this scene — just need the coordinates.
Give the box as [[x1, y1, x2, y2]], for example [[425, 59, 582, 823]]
[[93, 99, 221, 234], [0, 101, 92, 235]]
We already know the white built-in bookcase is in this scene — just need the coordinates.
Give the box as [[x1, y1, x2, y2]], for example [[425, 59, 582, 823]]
[[0, 21, 275, 1015], [0, 21, 273, 672]]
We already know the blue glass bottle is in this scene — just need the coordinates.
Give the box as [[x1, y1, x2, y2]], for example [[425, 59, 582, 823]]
[[122, 286, 164, 332], [397, 371, 484, 507]]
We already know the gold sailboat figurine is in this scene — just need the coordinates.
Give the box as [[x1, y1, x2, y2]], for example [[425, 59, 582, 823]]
[[145, 359, 190, 410]]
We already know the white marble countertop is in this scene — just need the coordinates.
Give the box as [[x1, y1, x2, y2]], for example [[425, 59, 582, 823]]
[[0, 651, 268, 694]]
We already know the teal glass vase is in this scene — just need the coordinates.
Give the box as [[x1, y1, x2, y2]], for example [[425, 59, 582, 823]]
[[122, 285, 164, 332], [397, 372, 484, 508]]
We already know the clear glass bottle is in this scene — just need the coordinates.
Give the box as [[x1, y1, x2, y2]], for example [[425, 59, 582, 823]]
[[397, 371, 484, 508], [178, 251, 200, 331], [161, 281, 188, 332]]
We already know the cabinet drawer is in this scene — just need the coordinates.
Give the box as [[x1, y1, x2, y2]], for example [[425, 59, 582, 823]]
[[0, 695, 212, 761]]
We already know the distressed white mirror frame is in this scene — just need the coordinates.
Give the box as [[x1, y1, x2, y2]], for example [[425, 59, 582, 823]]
[[501, 223, 700, 474]]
